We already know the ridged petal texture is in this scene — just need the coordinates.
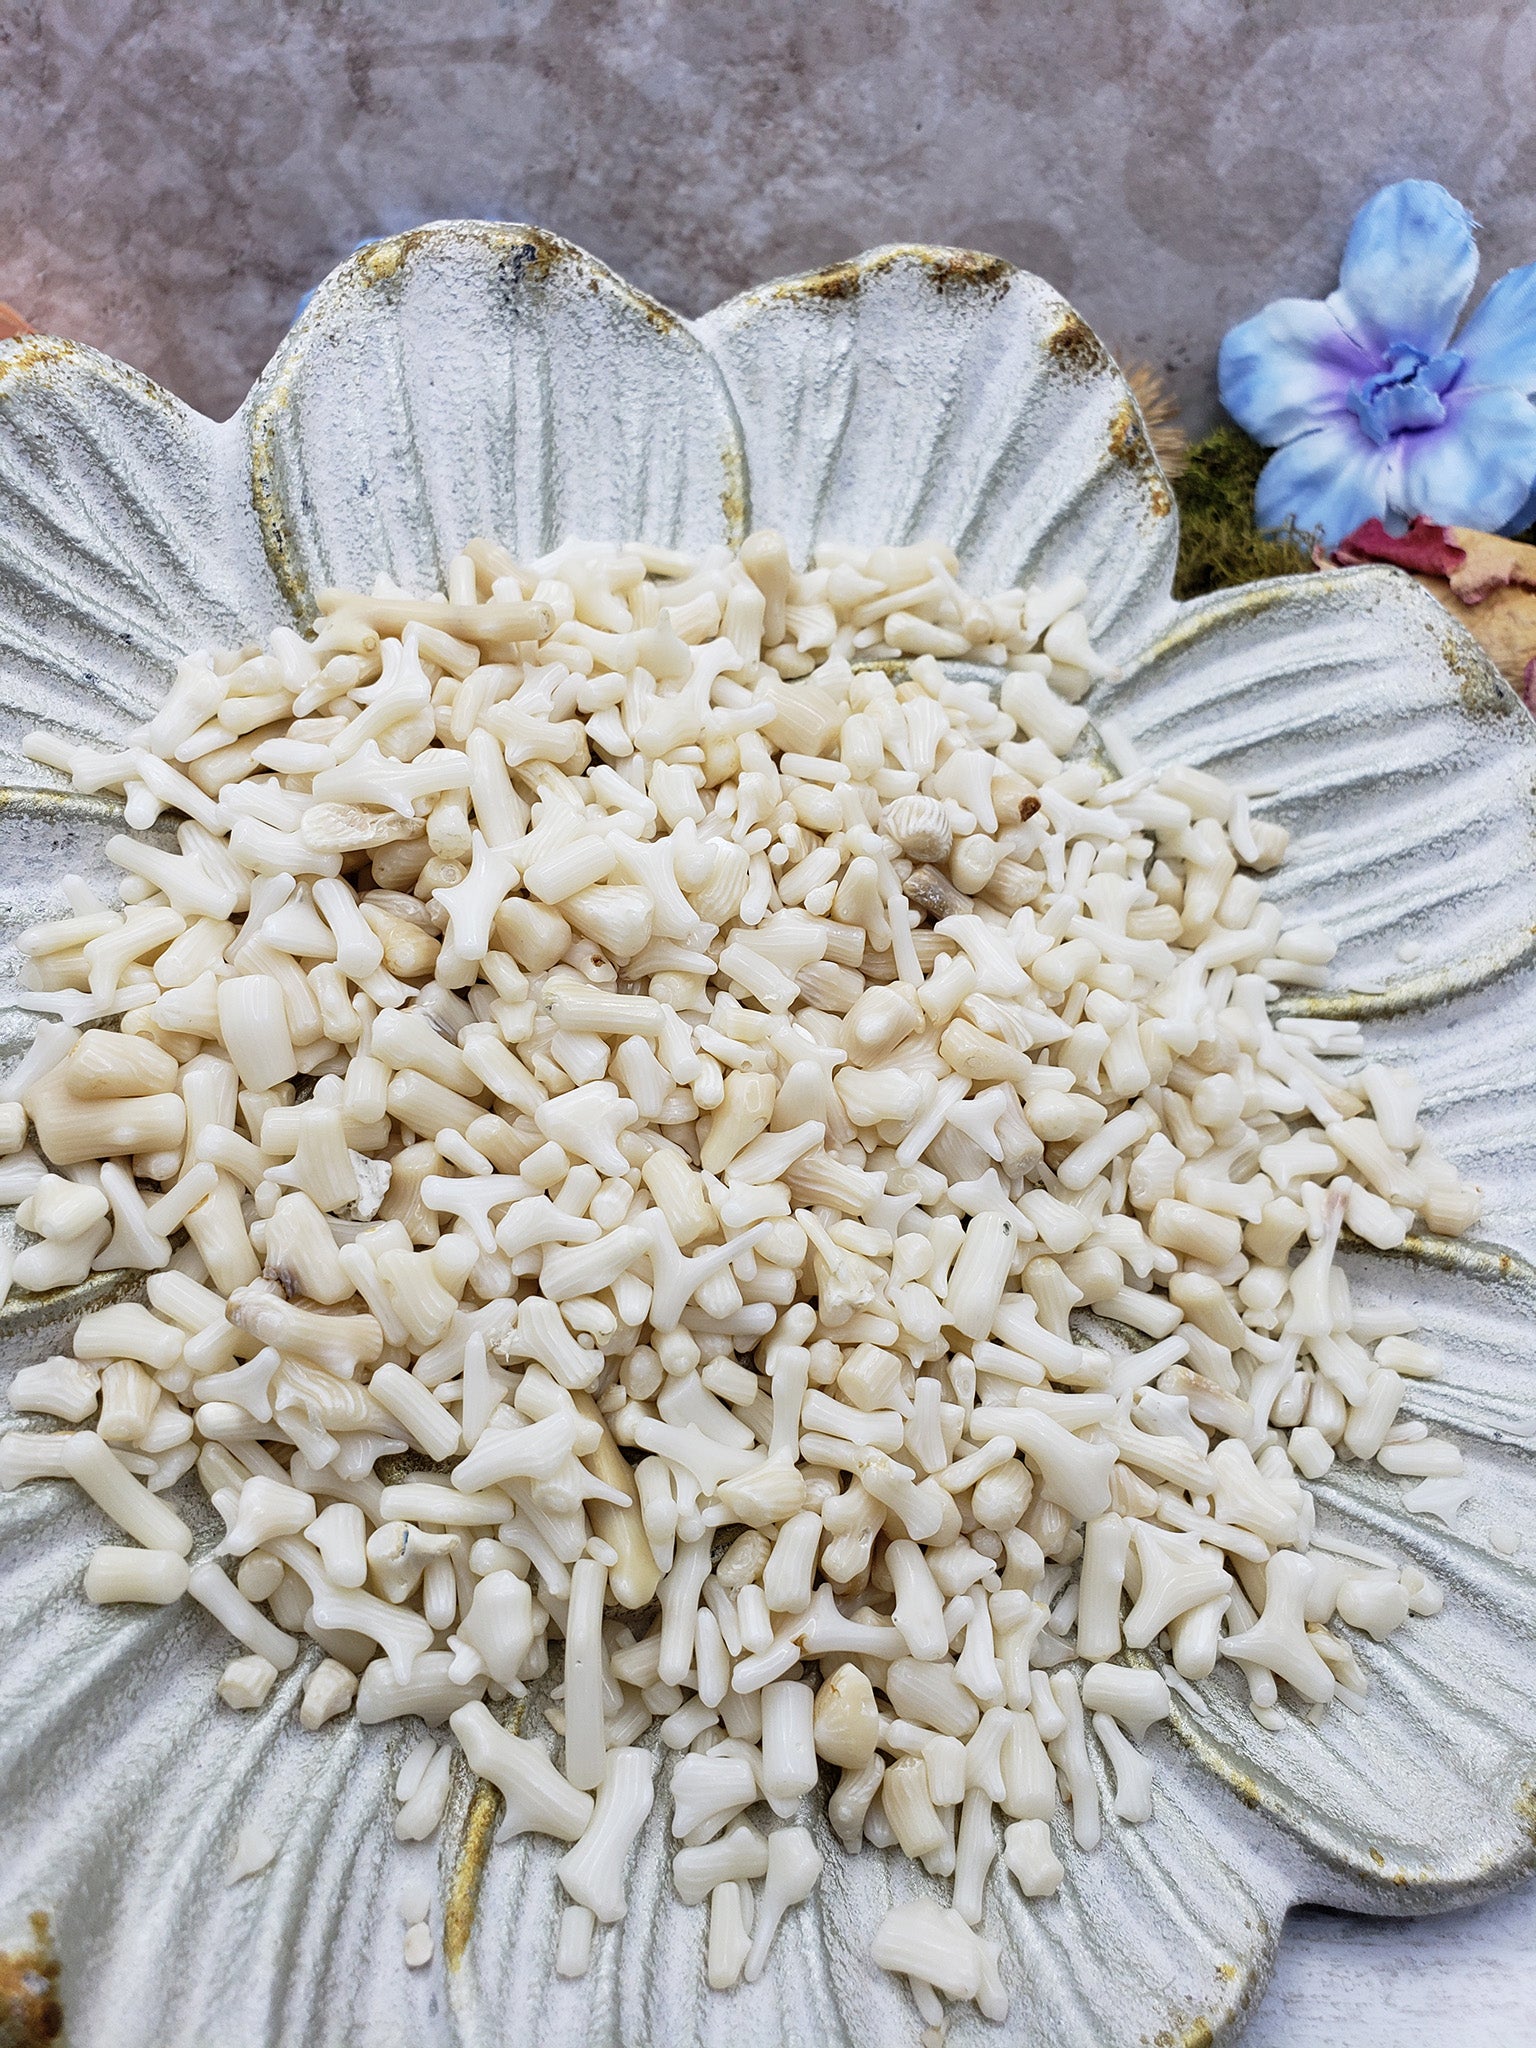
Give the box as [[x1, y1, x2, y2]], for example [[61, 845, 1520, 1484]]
[[1090, 566, 1536, 1913], [0, 225, 1531, 2047], [694, 246, 1177, 659], [245, 221, 747, 616], [0, 336, 286, 782]]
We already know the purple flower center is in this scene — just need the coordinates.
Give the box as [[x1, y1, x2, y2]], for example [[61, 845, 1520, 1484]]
[[1346, 342, 1464, 447]]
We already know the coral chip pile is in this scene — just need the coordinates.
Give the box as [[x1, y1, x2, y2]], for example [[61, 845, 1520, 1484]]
[[3, 532, 1475, 2021]]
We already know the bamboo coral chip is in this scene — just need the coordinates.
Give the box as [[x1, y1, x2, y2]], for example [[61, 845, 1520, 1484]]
[[7, 534, 1478, 2025]]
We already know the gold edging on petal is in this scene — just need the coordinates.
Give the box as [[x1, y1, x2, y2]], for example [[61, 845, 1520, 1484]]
[[443, 1780, 499, 1972], [0, 333, 178, 416], [1274, 926, 1536, 1020], [758, 244, 1014, 309], [0, 1268, 136, 1331], [247, 222, 735, 621], [1356, 1228, 1536, 1286], [247, 359, 310, 624], [0, 785, 125, 828], [443, 1694, 525, 1970]]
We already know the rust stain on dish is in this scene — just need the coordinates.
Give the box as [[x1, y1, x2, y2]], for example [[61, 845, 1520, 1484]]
[[1047, 308, 1112, 381], [0, 1911, 62, 2046], [357, 236, 410, 286], [770, 258, 864, 304], [634, 292, 683, 338], [1109, 397, 1174, 518], [0, 334, 93, 389], [1364, 1847, 1424, 1888], [1149, 1933, 1275, 2048], [1438, 627, 1519, 719], [769, 245, 1011, 307], [1152, 2016, 1215, 2048], [913, 247, 1011, 293], [356, 223, 682, 338], [356, 224, 561, 292]]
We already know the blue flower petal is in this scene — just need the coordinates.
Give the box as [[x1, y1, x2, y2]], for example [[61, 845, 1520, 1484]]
[[1329, 180, 1478, 357], [1218, 298, 1371, 448], [1454, 261, 1536, 395], [1393, 384, 1536, 532], [1253, 416, 1390, 548]]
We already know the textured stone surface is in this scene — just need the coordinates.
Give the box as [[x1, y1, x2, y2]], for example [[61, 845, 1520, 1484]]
[[5, 0, 1536, 433]]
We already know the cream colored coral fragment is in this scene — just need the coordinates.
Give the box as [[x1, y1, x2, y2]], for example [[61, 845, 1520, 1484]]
[[9, 532, 1475, 2031]]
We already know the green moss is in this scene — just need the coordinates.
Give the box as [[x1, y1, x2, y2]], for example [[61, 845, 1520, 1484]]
[[1173, 424, 1317, 600]]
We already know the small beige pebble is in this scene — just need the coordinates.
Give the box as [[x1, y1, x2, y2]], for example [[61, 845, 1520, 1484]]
[[1489, 1523, 1521, 1557], [218, 1654, 279, 1711], [404, 1921, 434, 1968], [1395, 940, 1423, 963]]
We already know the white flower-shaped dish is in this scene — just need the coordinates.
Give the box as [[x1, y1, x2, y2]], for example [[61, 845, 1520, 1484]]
[[0, 223, 1533, 2048]]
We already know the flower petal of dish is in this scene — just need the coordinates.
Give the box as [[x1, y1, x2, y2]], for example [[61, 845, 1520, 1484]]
[[0, 337, 284, 780], [694, 246, 1175, 658], [970, 1756, 1291, 2048], [1154, 1207, 1536, 1896], [1354, 972, 1536, 1252], [446, 1734, 1292, 2048], [0, 1450, 419, 2048], [1090, 566, 1536, 1891], [1090, 568, 1536, 995], [1337, 1248, 1536, 1490], [1167, 1389, 1536, 1907], [245, 222, 746, 613], [0, 1435, 1296, 2048]]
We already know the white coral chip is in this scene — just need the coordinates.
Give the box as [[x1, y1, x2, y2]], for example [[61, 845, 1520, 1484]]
[[226, 1821, 276, 1883], [870, 1900, 1007, 2021], [11, 531, 1479, 2028]]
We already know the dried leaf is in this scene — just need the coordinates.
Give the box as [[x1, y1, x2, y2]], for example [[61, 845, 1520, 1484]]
[[1334, 517, 1536, 705]]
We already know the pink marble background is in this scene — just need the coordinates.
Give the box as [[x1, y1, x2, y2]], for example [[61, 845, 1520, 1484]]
[[7, 0, 1536, 434]]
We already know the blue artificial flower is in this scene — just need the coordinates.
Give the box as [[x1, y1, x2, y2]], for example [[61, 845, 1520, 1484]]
[[1219, 181, 1536, 548]]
